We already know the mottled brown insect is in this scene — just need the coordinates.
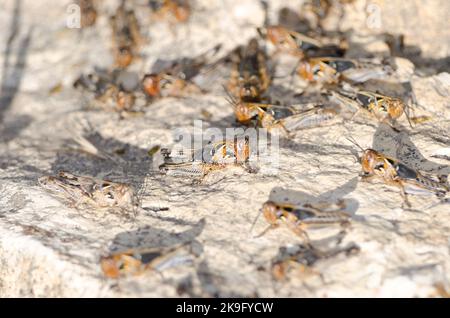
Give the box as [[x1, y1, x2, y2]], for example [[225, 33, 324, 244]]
[[101, 243, 194, 278], [110, 4, 143, 68], [257, 25, 322, 57], [149, 0, 191, 23], [333, 90, 407, 125], [227, 96, 340, 134], [257, 25, 345, 58], [142, 45, 221, 99], [38, 171, 140, 213], [79, 0, 97, 28], [271, 242, 360, 281], [358, 148, 449, 206], [298, 57, 395, 84], [227, 38, 270, 103], [73, 71, 138, 114], [255, 200, 351, 240], [160, 137, 254, 178]]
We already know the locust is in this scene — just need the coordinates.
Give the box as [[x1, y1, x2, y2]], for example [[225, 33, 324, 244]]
[[348, 139, 450, 207], [38, 171, 140, 214], [159, 137, 255, 178], [257, 25, 346, 58], [149, 0, 191, 23], [73, 71, 138, 114], [332, 89, 409, 126], [101, 243, 196, 278], [142, 44, 221, 99], [271, 242, 360, 281], [78, 0, 97, 28], [297, 57, 396, 84], [110, 3, 143, 68], [227, 38, 271, 103], [225, 90, 340, 133], [231, 100, 339, 134], [302, 0, 356, 31], [252, 200, 352, 240]]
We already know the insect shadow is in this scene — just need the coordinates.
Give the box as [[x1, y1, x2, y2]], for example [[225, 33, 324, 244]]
[[0, 0, 33, 142], [50, 129, 158, 194], [372, 122, 450, 176], [107, 218, 205, 254], [268, 176, 360, 217]]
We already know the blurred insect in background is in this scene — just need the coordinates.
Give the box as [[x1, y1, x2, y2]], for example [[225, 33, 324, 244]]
[[227, 38, 271, 103], [257, 25, 346, 58], [78, 0, 97, 28], [38, 171, 140, 215], [297, 57, 396, 84], [332, 89, 410, 127], [142, 44, 222, 99], [110, 3, 143, 68], [73, 70, 140, 115], [271, 242, 360, 281], [149, 0, 191, 23], [252, 200, 352, 240], [101, 243, 196, 278]]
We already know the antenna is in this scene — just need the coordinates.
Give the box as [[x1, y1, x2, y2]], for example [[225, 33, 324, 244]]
[[222, 85, 238, 110], [345, 136, 365, 152], [249, 208, 263, 237]]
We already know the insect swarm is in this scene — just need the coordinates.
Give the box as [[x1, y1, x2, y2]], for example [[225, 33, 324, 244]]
[[38, 171, 140, 214], [110, 3, 143, 68], [101, 243, 195, 279], [253, 199, 352, 240], [271, 242, 360, 281]]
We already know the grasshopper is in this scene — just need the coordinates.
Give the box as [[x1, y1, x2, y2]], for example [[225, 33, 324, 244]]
[[101, 243, 196, 278], [359, 149, 449, 206], [271, 242, 360, 281], [149, 0, 191, 23], [110, 3, 143, 68], [142, 44, 221, 99], [78, 0, 97, 28], [74, 71, 138, 114], [257, 25, 346, 58], [332, 89, 409, 126], [38, 171, 140, 214], [227, 38, 271, 103], [225, 90, 340, 133], [253, 200, 352, 240], [298, 57, 395, 84], [348, 138, 450, 206], [160, 137, 255, 178]]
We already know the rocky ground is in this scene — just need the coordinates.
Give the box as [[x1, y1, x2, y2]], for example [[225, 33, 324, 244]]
[[0, 0, 449, 297]]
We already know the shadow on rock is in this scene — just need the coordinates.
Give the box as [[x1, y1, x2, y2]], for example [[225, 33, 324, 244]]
[[372, 122, 450, 175], [268, 176, 360, 217], [108, 218, 206, 253]]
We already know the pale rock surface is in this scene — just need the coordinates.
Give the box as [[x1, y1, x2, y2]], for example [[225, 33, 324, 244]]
[[0, 0, 449, 297]]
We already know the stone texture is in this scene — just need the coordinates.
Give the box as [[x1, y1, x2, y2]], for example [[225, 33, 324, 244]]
[[0, 0, 449, 297]]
